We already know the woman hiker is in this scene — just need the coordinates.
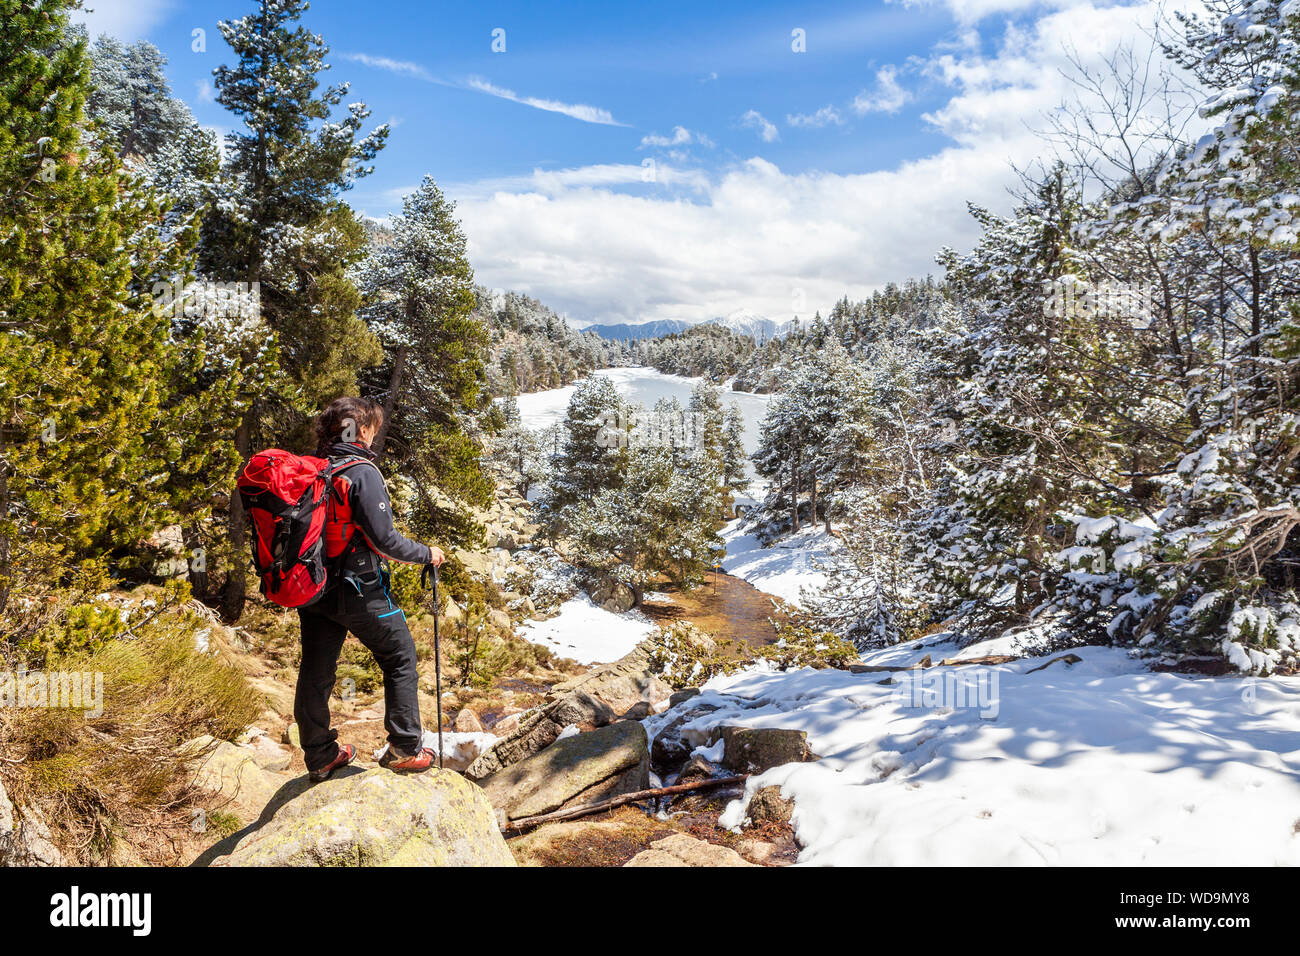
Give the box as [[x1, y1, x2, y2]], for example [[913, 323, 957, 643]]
[[296, 396, 445, 783]]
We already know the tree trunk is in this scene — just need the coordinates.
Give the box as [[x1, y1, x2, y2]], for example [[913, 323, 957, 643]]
[[220, 417, 252, 622], [374, 343, 407, 461], [183, 522, 210, 600], [0, 459, 10, 617], [791, 448, 801, 532], [810, 470, 819, 530]]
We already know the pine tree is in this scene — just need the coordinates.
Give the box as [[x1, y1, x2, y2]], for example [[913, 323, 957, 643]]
[[203, 0, 388, 618], [84, 33, 221, 230], [539, 375, 627, 536], [355, 176, 494, 546], [0, 0, 229, 612], [720, 402, 748, 493]]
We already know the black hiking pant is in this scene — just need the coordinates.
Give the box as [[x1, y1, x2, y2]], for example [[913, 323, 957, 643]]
[[295, 575, 423, 772]]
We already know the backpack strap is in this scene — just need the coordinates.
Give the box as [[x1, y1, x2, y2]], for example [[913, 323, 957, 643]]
[[323, 455, 382, 562]]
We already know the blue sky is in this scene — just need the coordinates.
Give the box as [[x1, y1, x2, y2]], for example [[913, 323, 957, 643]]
[[75, 0, 1190, 325]]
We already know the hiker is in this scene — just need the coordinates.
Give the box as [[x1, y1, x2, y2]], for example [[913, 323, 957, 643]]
[[295, 396, 445, 783]]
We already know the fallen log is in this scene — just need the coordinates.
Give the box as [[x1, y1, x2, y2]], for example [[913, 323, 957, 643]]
[[500, 773, 750, 833], [1025, 653, 1082, 674], [936, 654, 1021, 667], [850, 652, 1021, 674]]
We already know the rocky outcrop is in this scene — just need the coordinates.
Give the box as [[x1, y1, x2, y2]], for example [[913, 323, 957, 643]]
[[477, 721, 649, 822], [624, 833, 757, 867], [465, 640, 672, 780], [0, 782, 65, 866], [548, 641, 674, 717], [208, 768, 514, 867]]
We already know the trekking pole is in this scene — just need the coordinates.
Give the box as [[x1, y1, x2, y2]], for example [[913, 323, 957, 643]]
[[432, 564, 444, 770], [423, 562, 444, 770]]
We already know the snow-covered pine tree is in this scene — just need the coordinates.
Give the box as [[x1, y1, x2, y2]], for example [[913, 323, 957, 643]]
[[1053, 1, 1300, 671], [353, 176, 491, 548], [539, 375, 627, 539]]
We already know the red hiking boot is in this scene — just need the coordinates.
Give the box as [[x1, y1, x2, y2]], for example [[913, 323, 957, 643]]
[[308, 743, 357, 783], [379, 745, 436, 773]]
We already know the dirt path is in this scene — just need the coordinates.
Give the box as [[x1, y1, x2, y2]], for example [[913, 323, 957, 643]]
[[638, 571, 791, 649]]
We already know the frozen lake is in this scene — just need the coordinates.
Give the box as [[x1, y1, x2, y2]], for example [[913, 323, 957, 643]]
[[514, 366, 775, 459]]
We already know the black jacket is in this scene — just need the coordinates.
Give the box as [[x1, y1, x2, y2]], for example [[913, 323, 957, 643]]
[[326, 441, 431, 571]]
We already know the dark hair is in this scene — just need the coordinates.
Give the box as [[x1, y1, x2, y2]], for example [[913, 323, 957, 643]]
[[315, 396, 384, 454]]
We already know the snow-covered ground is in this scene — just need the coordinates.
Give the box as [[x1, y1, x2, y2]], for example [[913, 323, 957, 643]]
[[516, 595, 658, 664], [720, 519, 837, 608], [644, 635, 1300, 865]]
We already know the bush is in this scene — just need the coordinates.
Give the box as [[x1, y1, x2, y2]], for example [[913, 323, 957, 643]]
[[758, 622, 859, 671], [18, 578, 195, 665], [336, 638, 384, 696], [1, 596, 262, 863], [647, 620, 749, 687]]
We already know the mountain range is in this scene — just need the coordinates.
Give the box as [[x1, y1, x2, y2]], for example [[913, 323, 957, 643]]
[[581, 310, 796, 342]]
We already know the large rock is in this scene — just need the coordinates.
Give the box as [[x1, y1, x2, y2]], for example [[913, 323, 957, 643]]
[[624, 833, 757, 868], [708, 726, 818, 775], [746, 785, 795, 826], [0, 782, 65, 866], [591, 580, 636, 614], [453, 709, 484, 734], [465, 641, 672, 780], [209, 768, 513, 867], [477, 721, 649, 822]]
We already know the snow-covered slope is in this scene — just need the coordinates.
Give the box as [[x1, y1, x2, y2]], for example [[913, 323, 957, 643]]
[[643, 636, 1300, 865], [516, 595, 657, 664], [706, 309, 793, 341], [720, 519, 836, 608]]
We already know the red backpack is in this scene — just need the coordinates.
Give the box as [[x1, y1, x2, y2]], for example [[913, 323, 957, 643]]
[[236, 450, 369, 608]]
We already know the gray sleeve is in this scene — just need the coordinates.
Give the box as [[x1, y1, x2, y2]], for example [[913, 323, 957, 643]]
[[346, 464, 433, 565]]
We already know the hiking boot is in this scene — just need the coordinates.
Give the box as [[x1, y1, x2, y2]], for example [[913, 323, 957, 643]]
[[308, 743, 356, 783], [379, 745, 437, 773]]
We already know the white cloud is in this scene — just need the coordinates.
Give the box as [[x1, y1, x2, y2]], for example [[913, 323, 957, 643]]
[[465, 76, 626, 126], [640, 126, 714, 149], [852, 65, 912, 115], [919, 0, 1201, 149], [448, 0, 1195, 326], [71, 0, 172, 41], [448, 163, 712, 200], [195, 80, 214, 104], [888, 0, 1090, 24], [787, 105, 845, 128], [453, 151, 1008, 325], [338, 52, 434, 82], [739, 109, 780, 143]]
